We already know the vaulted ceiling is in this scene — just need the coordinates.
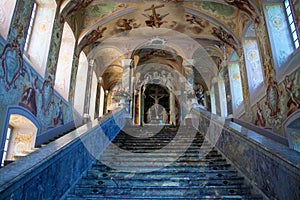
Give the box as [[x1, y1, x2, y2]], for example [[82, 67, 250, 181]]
[[59, 0, 261, 90]]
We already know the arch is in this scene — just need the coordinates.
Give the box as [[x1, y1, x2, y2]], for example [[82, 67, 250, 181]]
[[131, 38, 185, 76], [0, 0, 17, 39], [54, 22, 76, 100], [1, 106, 40, 166]]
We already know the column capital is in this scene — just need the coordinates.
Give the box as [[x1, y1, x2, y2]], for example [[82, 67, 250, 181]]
[[183, 59, 194, 66], [121, 59, 132, 67]]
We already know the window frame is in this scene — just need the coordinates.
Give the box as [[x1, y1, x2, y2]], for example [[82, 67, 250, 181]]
[[1, 126, 13, 167], [284, 0, 299, 49], [24, 2, 37, 52]]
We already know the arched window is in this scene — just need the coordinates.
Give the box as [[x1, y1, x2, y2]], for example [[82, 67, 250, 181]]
[[54, 22, 75, 100], [263, 0, 298, 78], [228, 52, 244, 117], [243, 24, 265, 105], [74, 52, 88, 116], [24, 0, 57, 77], [0, 0, 17, 39]]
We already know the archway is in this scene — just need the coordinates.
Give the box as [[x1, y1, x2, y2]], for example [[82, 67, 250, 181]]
[[1, 106, 40, 166], [143, 84, 170, 125]]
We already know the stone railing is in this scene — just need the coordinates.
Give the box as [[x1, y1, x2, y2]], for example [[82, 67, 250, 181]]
[[0, 108, 127, 200], [190, 107, 300, 200]]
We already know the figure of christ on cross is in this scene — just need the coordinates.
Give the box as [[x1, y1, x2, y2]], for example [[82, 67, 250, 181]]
[[143, 4, 169, 28], [149, 88, 166, 119]]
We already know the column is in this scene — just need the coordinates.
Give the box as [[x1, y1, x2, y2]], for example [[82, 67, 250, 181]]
[[169, 92, 176, 125], [139, 88, 144, 126], [83, 59, 94, 120], [237, 49, 251, 121], [254, 9, 276, 81], [121, 59, 132, 91]]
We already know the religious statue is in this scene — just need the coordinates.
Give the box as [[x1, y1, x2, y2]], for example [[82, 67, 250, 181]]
[[41, 76, 54, 115], [79, 26, 107, 51], [19, 76, 38, 116], [116, 18, 141, 31], [161, 108, 168, 124], [211, 27, 237, 51], [61, 0, 94, 23], [53, 100, 64, 126], [284, 75, 300, 116], [149, 93, 166, 119], [186, 14, 208, 28], [266, 77, 281, 117], [142, 4, 169, 28], [254, 103, 266, 127], [224, 0, 259, 23]]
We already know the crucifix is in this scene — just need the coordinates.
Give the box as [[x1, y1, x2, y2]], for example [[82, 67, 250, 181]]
[[143, 4, 169, 28], [149, 87, 166, 119]]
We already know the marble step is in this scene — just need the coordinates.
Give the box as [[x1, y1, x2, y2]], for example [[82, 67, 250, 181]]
[[99, 156, 225, 162], [73, 185, 252, 196], [100, 152, 222, 158], [80, 178, 244, 187], [91, 164, 237, 174], [98, 158, 227, 165], [92, 163, 233, 171], [94, 160, 230, 167], [67, 194, 263, 200], [84, 173, 244, 184], [66, 126, 262, 200], [112, 145, 214, 150], [113, 137, 205, 141]]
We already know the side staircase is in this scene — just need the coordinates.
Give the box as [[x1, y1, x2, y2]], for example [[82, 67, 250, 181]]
[[67, 125, 263, 199], [3, 121, 77, 166]]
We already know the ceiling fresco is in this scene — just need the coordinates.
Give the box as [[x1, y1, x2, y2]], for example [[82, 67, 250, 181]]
[[60, 0, 260, 90]]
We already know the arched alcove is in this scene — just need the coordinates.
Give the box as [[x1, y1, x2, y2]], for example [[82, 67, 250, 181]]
[[1, 106, 40, 166]]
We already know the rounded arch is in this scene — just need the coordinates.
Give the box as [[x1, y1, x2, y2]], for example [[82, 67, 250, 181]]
[[1, 106, 41, 165]]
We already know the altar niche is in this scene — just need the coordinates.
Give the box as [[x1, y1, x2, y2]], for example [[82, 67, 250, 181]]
[[143, 84, 170, 125]]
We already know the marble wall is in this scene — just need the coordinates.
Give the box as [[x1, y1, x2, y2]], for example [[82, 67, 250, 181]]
[[0, 109, 125, 199], [193, 108, 300, 200]]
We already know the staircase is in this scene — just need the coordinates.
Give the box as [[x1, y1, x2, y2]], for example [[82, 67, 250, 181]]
[[67, 125, 263, 199]]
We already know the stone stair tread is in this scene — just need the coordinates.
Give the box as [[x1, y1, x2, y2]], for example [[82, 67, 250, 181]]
[[90, 166, 238, 174], [67, 194, 263, 200], [75, 186, 250, 196], [67, 125, 262, 200]]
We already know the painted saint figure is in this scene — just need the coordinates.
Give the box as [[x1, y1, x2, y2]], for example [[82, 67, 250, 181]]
[[284, 75, 300, 116], [266, 77, 280, 117]]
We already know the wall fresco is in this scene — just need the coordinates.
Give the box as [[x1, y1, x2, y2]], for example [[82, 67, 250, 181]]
[[0, 1, 75, 139], [251, 67, 300, 135], [0, 40, 26, 91]]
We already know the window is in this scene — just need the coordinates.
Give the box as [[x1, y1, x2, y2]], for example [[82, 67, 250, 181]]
[[0, 0, 17, 39], [263, 1, 295, 69], [54, 22, 76, 100], [74, 52, 88, 116], [228, 52, 244, 117], [284, 0, 299, 49], [243, 24, 265, 105], [24, 0, 57, 77], [24, 2, 37, 51], [1, 126, 12, 167]]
